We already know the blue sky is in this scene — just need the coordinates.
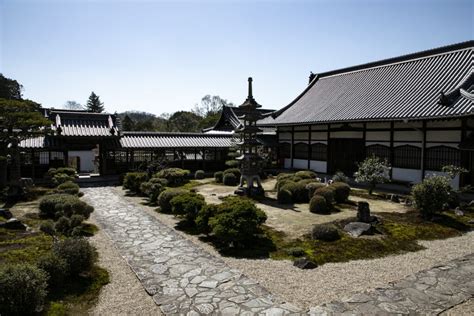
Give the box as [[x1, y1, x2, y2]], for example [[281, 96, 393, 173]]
[[1, 0, 472, 115]]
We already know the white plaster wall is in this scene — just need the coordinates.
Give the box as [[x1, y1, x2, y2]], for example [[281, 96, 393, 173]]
[[394, 142, 422, 148], [392, 168, 422, 183], [311, 124, 328, 131], [293, 159, 308, 170], [311, 132, 327, 140], [426, 143, 458, 149], [426, 130, 461, 142], [294, 132, 309, 140], [425, 171, 460, 190], [311, 140, 328, 145], [395, 121, 422, 128], [366, 141, 390, 146], [279, 133, 291, 140], [310, 160, 327, 173], [394, 131, 423, 141], [284, 158, 292, 169], [366, 131, 390, 141], [427, 120, 461, 128], [68, 150, 95, 173], [329, 131, 363, 138]]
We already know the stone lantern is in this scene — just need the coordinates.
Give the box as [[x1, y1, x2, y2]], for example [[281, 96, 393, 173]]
[[234, 77, 264, 196]]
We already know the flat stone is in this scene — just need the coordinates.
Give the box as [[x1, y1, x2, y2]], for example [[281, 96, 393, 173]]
[[343, 222, 372, 237], [190, 276, 206, 284], [199, 280, 218, 288], [0, 218, 27, 230], [184, 287, 198, 298], [195, 303, 214, 314]]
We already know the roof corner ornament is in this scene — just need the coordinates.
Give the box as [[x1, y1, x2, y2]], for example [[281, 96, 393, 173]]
[[309, 71, 317, 84], [248, 77, 253, 98], [110, 127, 116, 135], [438, 92, 451, 107]]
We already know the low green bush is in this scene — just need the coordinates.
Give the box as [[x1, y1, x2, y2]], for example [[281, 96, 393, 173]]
[[56, 181, 80, 195], [223, 173, 238, 186], [275, 179, 295, 192], [285, 247, 305, 257], [37, 253, 68, 289], [277, 189, 293, 204], [140, 177, 168, 204], [331, 182, 351, 203], [311, 224, 340, 241], [214, 171, 223, 183], [411, 175, 453, 219], [157, 188, 187, 213], [123, 172, 148, 193], [53, 173, 75, 186], [48, 167, 77, 177], [54, 216, 71, 235], [195, 204, 218, 235], [0, 264, 48, 315], [195, 170, 205, 179], [39, 194, 94, 219], [223, 168, 241, 179], [306, 182, 326, 200], [276, 173, 294, 181], [70, 214, 85, 229], [309, 195, 329, 214], [170, 192, 206, 223], [295, 170, 317, 179], [40, 220, 56, 236], [225, 160, 240, 168], [314, 186, 336, 205], [155, 168, 190, 186], [332, 171, 349, 183], [53, 238, 97, 277]]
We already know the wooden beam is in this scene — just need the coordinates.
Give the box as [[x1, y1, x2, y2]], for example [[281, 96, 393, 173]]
[[421, 121, 427, 179], [390, 121, 394, 180], [308, 125, 312, 170], [291, 126, 294, 169]]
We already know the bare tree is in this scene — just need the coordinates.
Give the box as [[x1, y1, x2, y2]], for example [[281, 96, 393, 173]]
[[64, 100, 83, 110]]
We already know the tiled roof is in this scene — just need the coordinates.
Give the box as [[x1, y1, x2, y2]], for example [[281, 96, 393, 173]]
[[50, 110, 119, 137], [260, 41, 474, 126], [120, 132, 234, 148], [204, 106, 275, 132]]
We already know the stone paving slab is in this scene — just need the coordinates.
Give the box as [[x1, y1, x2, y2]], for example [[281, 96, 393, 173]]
[[83, 187, 302, 315], [309, 253, 474, 315]]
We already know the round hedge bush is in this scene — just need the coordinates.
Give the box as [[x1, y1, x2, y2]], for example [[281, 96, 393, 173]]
[[170, 192, 206, 223], [195, 170, 205, 179], [309, 195, 329, 214], [123, 172, 148, 193], [53, 238, 97, 277], [195, 204, 218, 235], [56, 181, 80, 195], [277, 189, 293, 204], [39, 194, 94, 219], [214, 171, 223, 183], [295, 170, 317, 179], [311, 224, 340, 241], [140, 177, 168, 204], [0, 264, 48, 315], [155, 168, 190, 186], [223, 168, 241, 179], [331, 182, 351, 203], [223, 173, 238, 186], [314, 186, 336, 205], [157, 188, 187, 213], [306, 182, 325, 200], [37, 253, 68, 289]]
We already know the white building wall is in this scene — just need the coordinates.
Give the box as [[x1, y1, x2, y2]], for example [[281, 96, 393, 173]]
[[68, 150, 95, 173], [284, 158, 292, 169], [392, 168, 422, 183], [310, 160, 327, 173], [293, 159, 307, 170]]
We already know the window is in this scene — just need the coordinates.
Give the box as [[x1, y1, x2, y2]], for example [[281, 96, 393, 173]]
[[425, 146, 460, 171], [294, 143, 309, 159], [393, 145, 421, 169], [366, 144, 391, 163], [279, 142, 291, 159], [311, 143, 327, 161]]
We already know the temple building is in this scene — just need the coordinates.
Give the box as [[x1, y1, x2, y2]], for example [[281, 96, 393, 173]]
[[259, 41, 474, 188]]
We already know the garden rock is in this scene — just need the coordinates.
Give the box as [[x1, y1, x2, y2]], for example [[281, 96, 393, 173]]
[[0, 218, 27, 230], [0, 208, 13, 219], [357, 202, 371, 223], [293, 257, 317, 269], [344, 222, 372, 237], [390, 194, 400, 203], [454, 207, 464, 216]]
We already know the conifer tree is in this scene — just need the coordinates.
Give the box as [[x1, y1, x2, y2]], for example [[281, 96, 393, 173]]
[[86, 92, 105, 113]]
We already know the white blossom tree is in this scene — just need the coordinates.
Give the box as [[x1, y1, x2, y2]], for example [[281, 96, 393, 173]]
[[354, 155, 391, 194]]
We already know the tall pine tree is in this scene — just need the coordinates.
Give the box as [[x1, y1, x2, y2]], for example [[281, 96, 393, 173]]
[[86, 91, 105, 113]]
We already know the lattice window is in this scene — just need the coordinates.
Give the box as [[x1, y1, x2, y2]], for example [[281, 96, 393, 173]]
[[311, 143, 327, 161], [294, 143, 309, 159], [279, 142, 291, 158], [132, 150, 153, 162], [425, 146, 460, 171], [393, 145, 421, 169], [366, 144, 391, 163]]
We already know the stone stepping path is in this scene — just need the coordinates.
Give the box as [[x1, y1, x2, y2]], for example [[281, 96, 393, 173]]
[[82, 187, 301, 315], [309, 253, 474, 315]]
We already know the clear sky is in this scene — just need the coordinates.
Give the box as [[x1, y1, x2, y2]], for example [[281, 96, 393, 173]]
[[1, 0, 472, 115]]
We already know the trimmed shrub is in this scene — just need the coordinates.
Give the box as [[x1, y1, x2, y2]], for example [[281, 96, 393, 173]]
[[0, 264, 48, 315], [295, 170, 317, 179], [155, 168, 190, 186], [331, 182, 351, 203], [140, 177, 168, 204], [277, 189, 293, 204], [411, 175, 453, 219], [311, 224, 340, 241], [292, 181, 311, 203], [276, 173, 294, 181], [70, 214, 84, 228], [56, 181, 80, 195], [39, 194, 94, 219], [195, 170, 205, 179], [214, 171, 224, 183], [123, 172, 148, 193], [223, 168, 241, 179], [157, 188, 187, 213], [40, 220, 56, 236], [314, 186, 336, 205], [196, 204, 218, 235], [53, 173, 75, 186], [208, 198, 267, 247], [55, 167, 77, 176], [332, 171, 349, 183], [55, 216, 71, 235], [225, 160, 240, 168], [309, 195, 329, 214], [306, 182, 326, 200], [223, 173, 238, 186], [276, 179, 295, 192], [37, 253, 68, 289], [285, 247, 305, 257], [53, 238, 97, 276], [170, 192, 206, 223]]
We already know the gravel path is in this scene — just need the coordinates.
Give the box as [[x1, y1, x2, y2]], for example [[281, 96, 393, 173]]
[[88, 213, 162, 316]]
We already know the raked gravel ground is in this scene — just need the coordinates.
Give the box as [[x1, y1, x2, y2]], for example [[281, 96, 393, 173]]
[[120, 187, 474, 310]]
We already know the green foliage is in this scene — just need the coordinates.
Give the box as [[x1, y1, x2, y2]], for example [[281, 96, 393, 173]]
[[306, 182, 325, 200], [354, 155, 391, 194], [194, 170, 205, 179], [276, 173, 294, 181], [314, 186, 336, 205], [86, 91, 104, 113], [411, 175, 454, 219], [140, 177, 167, 204], [275, 179, 295, 192], [157, 188, 187, 213], [40, 220, 56, 236], [295, 170, 317, 179], [53, 173, 75, 186], [277, 189, 293, 204], [49, 167, 77, 177], [223, 168, 241, 179], [155, 168, 190, 186], [208, 198, 267, 247], [56, 181, 80, 195], [195, 204, 218, 235], [37, 253, 69, 289], [53, 238, 97, 277], [223, 172, 238, 186], [214, 171, 223, 183], [441, 165, 468, 179], [123, 172, 148, 193], [332, 171, 349, 183], [309, 195, 329, 214], [331, 182, 351, 203], [168, 111, 202, 132], [39, 194, 94, 219], [55, 216, 71, 235], [0, 263, 48, 315], [170, 192, 206, 223], [285, 247, 305, 257], [0, 73, 23, 100], [225, 160, 240, 168], [311, 224, 340, 241]]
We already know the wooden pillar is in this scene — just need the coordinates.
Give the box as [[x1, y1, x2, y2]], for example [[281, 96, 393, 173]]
[[421, 120, 427, 179], [327, 124, 331, 174], [276, 128, 280, 168], [31, 150, 35, 179], [307, 125, 312, 170], [460, 118, 468, 186], [389, 121, 394, 180], [362, 122, 367, 157], [291, 126, 294, 169]]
